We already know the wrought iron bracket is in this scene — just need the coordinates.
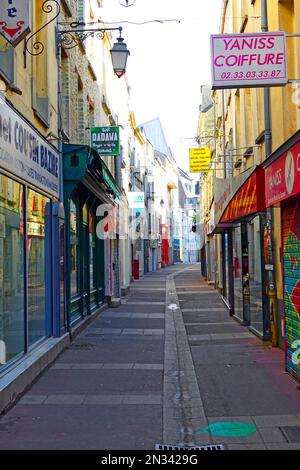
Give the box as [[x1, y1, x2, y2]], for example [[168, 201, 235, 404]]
[[25, 0, 123, 56], [25, 0, 60, 56], [56, 27, 123, 50]]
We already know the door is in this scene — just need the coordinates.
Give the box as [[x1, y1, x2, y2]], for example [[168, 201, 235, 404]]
[[282, 200, 300, 381]]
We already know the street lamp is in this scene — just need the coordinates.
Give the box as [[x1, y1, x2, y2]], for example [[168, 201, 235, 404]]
[[24, 2, 130, 78], [110, 30, 130, 79]]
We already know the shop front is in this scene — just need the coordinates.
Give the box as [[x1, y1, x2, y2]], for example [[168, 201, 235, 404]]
[[214, 167, 269, 339], [0, 98, 61, 372], [63, 144, 122, 325], [264, 130, 300, 381]]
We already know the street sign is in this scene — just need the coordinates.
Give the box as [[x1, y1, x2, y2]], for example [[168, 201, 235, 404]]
[[189, 147, 211, 173], [91, 126, 120, 156], [211, 32, 288, 89], [128, 192, 145, 209], [0, 0, 31, 46]]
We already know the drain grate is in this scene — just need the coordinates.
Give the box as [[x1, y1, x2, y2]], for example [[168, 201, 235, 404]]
[[155, 444, 224, 451], [279, 426, 300, 443]]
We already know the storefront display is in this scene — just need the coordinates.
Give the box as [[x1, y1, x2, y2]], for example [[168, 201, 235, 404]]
[[214, 167, 269, 338], [264, 130, 300, 380], [63, 144, 122, 324], [0, 98, 60, 372]]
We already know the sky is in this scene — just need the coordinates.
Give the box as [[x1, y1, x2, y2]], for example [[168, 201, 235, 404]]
[[101, 0, 223, 172]]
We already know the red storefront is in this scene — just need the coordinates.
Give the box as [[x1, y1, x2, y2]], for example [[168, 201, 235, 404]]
[[214, 167, 269, 338], [263, 130, 300, 381], [161, 224, 170, 267]]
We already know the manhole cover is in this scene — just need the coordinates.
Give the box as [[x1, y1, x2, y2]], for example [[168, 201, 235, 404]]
[[155, 444, 224, 451], [280, 426, 300, 443]]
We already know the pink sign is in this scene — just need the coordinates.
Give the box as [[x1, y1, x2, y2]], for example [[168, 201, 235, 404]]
[[211, 32, 288, 89], [265, 140, 300, 207]]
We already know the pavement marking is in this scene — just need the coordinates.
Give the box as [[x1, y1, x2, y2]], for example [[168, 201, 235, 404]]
[[182, 308, 226, 312], [130, 288, 166, 291], [188, 332, 253, 341], [52, 363, 164, 371], [126, 302, 165, 305], [85, 328, 164, 336], [185, 322, 234, 326], [177, 291, 215, 295], [101, 313, 165, 319], [196, 422, 257, 438], [19, 394, 162, 406]]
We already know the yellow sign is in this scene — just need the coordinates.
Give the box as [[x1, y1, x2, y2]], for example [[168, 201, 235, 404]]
[[189, 148, 211, 173]]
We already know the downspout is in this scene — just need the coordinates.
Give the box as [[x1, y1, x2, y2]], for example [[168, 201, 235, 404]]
[[261, 0, 277, 346]]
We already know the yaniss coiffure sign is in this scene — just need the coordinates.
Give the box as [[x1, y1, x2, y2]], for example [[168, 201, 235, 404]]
[[211, 32, 288, 89]]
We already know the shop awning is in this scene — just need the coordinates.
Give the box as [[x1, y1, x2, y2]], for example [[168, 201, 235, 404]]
[[213, 167, 265, 232], [62, 144, 122, 202]]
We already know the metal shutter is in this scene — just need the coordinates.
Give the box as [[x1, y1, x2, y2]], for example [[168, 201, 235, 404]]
[[282, 200, 300, 381]]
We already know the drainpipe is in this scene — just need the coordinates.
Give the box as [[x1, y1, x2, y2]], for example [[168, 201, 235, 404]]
[[261, 0, 277, 346]]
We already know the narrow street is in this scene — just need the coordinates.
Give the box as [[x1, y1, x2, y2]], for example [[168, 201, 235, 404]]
[[0, 265, 300, 450]]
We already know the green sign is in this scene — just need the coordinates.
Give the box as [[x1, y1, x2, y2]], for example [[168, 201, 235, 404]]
[[91, 126, 120, 156]]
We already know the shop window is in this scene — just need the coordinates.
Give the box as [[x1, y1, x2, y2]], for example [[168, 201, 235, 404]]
[[0, 174, 24, 368], [89, 211, 96, 289], [0, 36, 15, 84], [70, 199, 79, 297], [27, 189, 50, 346]]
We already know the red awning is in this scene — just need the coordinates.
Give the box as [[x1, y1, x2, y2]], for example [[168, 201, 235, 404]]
[[220, 167, 265, 223]]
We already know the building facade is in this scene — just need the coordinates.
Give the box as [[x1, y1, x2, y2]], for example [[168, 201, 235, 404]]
[[199, 0, 300, 380]]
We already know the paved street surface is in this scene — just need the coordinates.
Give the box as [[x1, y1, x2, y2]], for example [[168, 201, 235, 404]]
[[1, 264, 300, 450]]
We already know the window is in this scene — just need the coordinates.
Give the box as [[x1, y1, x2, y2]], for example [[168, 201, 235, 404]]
[[27, 189, 50, 346], [70, 199, 79, 297], [61, 49, 70, 137], [77, 74, 85, 143], [0, 175, 24, 366]]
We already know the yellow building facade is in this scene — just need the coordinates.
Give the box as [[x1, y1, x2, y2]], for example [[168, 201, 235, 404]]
[[199, 0, 300, 372]]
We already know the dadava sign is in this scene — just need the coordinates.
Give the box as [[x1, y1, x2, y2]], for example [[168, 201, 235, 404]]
[[91, 126, 120, 156], [211, 32, 288, 89]]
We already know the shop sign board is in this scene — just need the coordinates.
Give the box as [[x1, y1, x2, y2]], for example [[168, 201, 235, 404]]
[[128, 192, 145, 209], [189, 147, 211, 173], [0, 0, 31, 46], [91, 126, 120, 156], [265, 140, 300, 207], [0, 97, 60, 198], [211, 32, 288, 89]]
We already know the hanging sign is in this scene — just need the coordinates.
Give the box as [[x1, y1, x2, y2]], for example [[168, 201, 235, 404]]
[[211, 32, 288, 89], [128, 192, 145, 209], [189, 147, 211, 173], [0, 0, 31, 46], [91, 126, 120, 156]]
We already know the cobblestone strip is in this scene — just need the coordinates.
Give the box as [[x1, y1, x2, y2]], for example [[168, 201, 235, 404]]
[[163, 272, 210, 447]]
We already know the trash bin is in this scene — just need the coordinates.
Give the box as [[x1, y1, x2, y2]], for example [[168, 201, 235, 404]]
[[133, 258, 139, 280]]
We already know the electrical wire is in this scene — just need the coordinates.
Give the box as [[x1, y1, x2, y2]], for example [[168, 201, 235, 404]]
[[59, 19, 181, 27]]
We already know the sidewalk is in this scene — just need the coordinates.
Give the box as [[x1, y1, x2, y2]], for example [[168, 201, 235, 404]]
[[0, 265, 300, 450]]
